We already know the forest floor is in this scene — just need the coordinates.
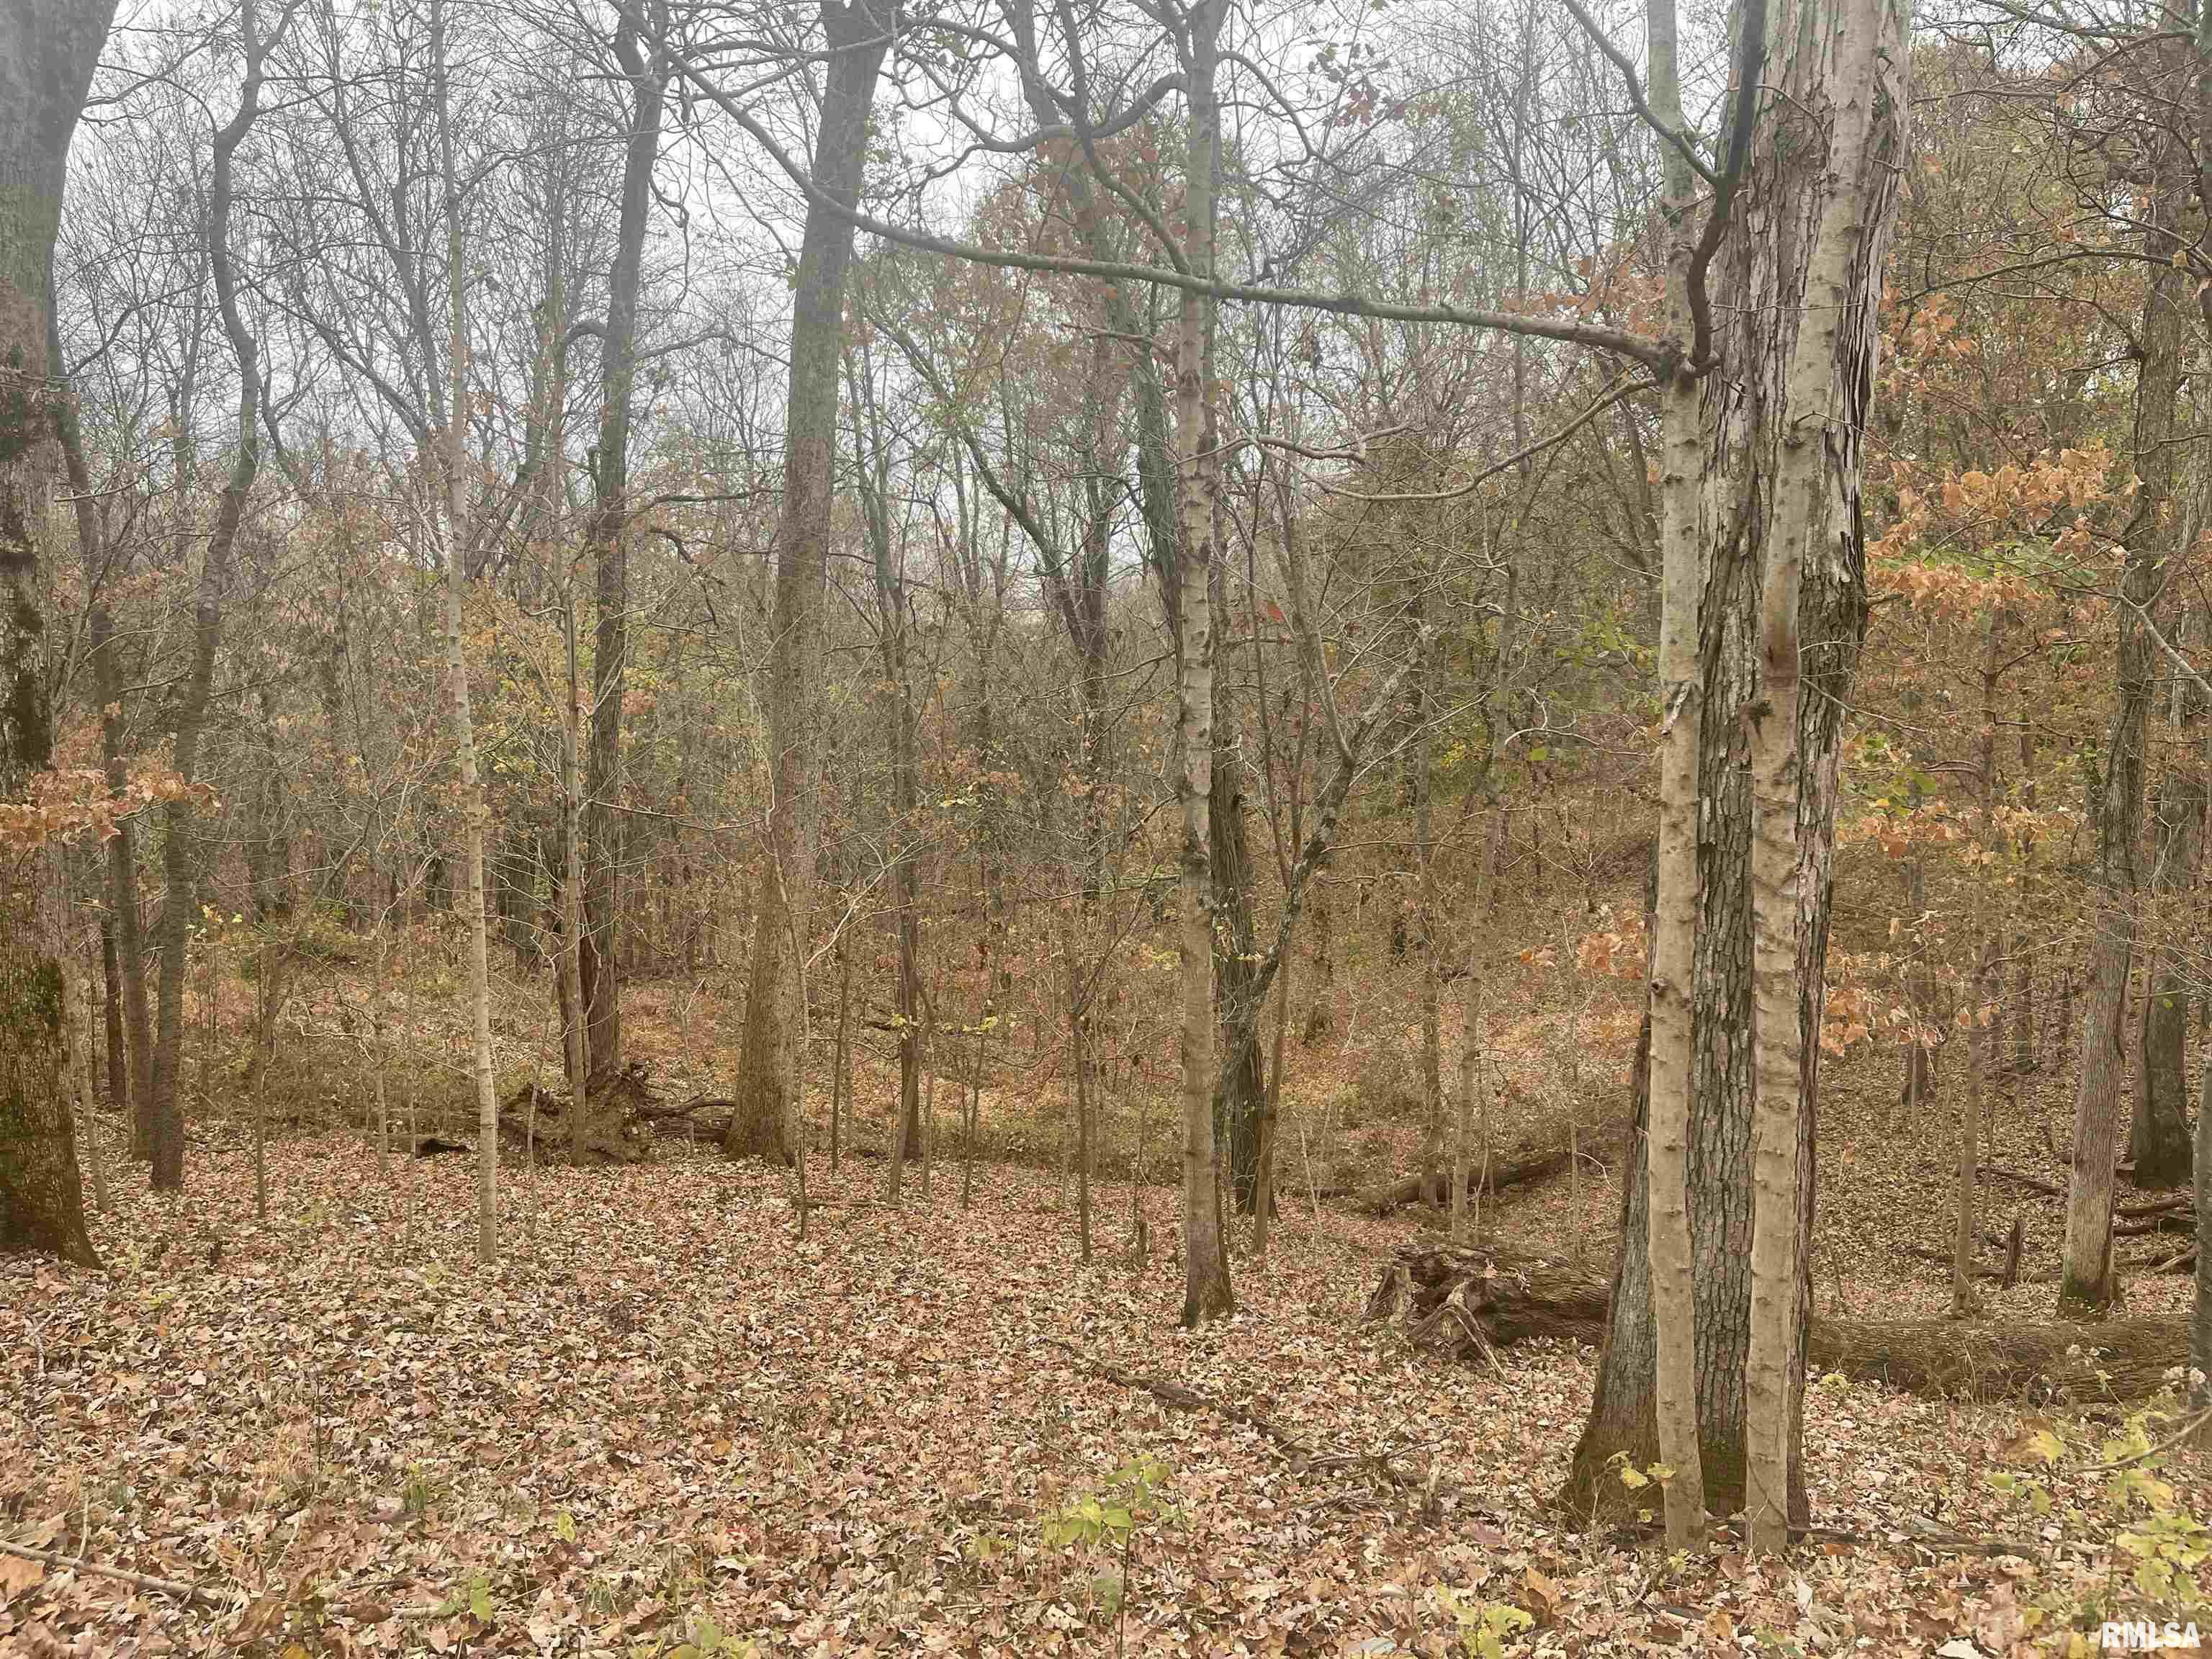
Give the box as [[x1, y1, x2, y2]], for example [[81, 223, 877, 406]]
[[7, 836, 2212, 1656], [5, 1078, 2210, 1657]]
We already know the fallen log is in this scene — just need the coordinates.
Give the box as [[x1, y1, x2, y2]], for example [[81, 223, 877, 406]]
[[1366, 1243, 2193, 1402], [1355, 1113, 1625, 1215], [2113, 1213, 2193, 1238], [2116, 1195, 2193, 1220]]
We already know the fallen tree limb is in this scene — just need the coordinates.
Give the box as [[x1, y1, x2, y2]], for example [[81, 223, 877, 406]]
[[1040, 1337, 1456, 1509], [1355, 1113, 1626, 1215], [1979, 1166, 2062, 1198], [0, 1539, 220, 1607], [2116, 1195, 2193, 1220], [1899, 1246, 2009, 1281], [1366, 1244, 2194, 1402]]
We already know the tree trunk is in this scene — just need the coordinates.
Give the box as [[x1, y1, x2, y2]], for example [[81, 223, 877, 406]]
[[562, 587, 591, 1165], [428, 0, 500, 1262], [1631, 0, 1708, 1550], [1173, 0, 1233, 1328], [1210, 699, 1265, 1214], [725, 0, 891, 1162], [146, 9, 274, 1192], [2063, 140, 2182, 1311], [0, 0, 117, 1265], [99, 917, 122, 1105], [1740, 0, 1895, 1547], [1954, 937, 1995, 1317], [58, 339, 152, 1153], [2134, 751, 2200, 1190], [2194, 954, 2212, 1416], [1567, 0, 1907, 1529], [578, 2, 668, 1090], [1413, 597, 1444, 1213]]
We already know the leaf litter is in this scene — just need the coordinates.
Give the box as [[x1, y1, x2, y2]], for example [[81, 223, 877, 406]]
[[2, 1121, 2208, 1656]]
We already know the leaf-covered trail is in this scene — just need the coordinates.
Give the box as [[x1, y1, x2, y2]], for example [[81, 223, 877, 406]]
[[1, 1131, 2202, 1655]]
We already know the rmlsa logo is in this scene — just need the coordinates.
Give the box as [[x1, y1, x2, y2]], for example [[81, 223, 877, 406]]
[[2101, 1621, 2203, 1651]]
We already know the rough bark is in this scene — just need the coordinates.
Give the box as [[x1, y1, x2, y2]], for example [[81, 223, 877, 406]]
[[0, 0, 116, 1265], [1565, 0, 1907, 1528], [2134, 752, 2200, 1190], [725, 0, 891, 1161], [1174, 0, 1233, 1327], [1642, 0, 1707, 1541], [1211, 670, 1265, 1214], [2064, 141, 2182, 1309], [577, 1, 668, 1089], [428, 0, 500, 1262], [1740, 0, 1892, 1548]]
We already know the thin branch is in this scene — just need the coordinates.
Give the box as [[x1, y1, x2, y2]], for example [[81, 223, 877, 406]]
[[1557, 0, 1719, 187], [637, 10, 1676, 373]]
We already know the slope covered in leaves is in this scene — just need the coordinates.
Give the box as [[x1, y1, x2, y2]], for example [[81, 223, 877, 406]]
[[3, 1127, 2207, 1656]]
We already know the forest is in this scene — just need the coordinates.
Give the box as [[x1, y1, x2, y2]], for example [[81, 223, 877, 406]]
[[4, 0, 2212, 1649]]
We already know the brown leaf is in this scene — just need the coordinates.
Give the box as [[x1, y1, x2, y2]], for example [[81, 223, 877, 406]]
[[0, 1553, 46, 1604], [230, 1590, 287, 1646], [1524, 1565, 1560, 1623]]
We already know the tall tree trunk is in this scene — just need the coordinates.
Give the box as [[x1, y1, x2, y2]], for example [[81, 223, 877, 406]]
[[429, 0, 500, 1262], [1740, 0, 1897, 1548], [578, 1, 668, 1089], [1568, 0, 1907, 1529], [59, 336, 152, 1154], [1630, 0, 1708, 1550], [862, 429, 922, 1161], [0, 0, 117, 1264], [147, 7, 274, 1192], [1173, 0, 1233, 1327], [1955, 612, 2004, 1316], [2063, 144, 2182, 1310], [1211, 670, 1265, 1214], [1413, 593, 1444, 1211], [99, 917, 122, 1105], [562, 585, 591, 1164], [725, 0, 892, 1161]]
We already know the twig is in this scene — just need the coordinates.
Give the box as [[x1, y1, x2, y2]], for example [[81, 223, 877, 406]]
[[1041, 1337, 1460, 1506], [0, 1539, 222, 1607], [1979, 1165, 2062, 1197], [2079, 1406, 2212, 1473]]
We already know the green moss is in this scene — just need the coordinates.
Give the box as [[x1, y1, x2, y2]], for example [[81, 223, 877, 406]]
[[2, 588, 48, 770], [0, 956, 64, 1037]]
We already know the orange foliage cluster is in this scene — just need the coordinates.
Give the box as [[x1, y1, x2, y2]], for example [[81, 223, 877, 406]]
[[1870, 444, 2119, 621], [0, 764, 212, 855]]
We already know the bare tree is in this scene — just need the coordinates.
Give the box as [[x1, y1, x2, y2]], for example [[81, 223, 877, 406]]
[[725, 0, 895, 1161], [577, 0, 671, 1103]]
